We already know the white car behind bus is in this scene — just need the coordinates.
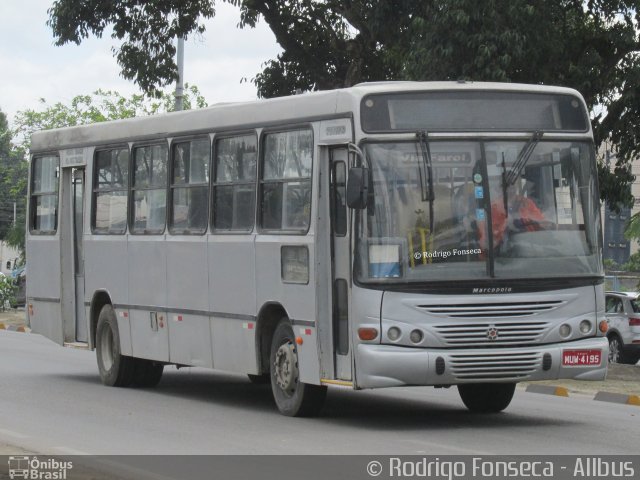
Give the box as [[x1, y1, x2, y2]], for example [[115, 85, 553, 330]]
[[604, 291, 640, 364]]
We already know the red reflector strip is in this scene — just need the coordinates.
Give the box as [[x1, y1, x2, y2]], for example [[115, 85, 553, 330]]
[[628, 318, 640, 326], [305, 328, 312, 335], [177, 315, 183, 322], [243, 322, 255, 330]]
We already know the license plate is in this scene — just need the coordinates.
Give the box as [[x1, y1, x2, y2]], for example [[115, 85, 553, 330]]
[[562, 349, 602, 366]]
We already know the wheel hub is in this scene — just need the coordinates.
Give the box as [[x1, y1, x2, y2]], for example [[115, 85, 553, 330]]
[[100, 326, 115, 370], [274, 341, 298, 393], [609, 338, 620, 363]]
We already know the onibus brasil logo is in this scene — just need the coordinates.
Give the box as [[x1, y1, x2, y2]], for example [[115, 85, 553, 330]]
[[8, 456, 73, 480]]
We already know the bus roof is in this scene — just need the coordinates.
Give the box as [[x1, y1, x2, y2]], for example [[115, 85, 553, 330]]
[[30, 81, 586, 152]]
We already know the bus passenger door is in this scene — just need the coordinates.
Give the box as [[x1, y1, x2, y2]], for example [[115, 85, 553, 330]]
[[330, 148, 352, 380], [59, 165, 87, 345], [72, 168, 87, 342]]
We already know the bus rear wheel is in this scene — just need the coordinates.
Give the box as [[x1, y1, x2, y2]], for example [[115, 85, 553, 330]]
[[457, 383, 516, 413], [96, 304, 135, 387], [269, 319, 327, 417]]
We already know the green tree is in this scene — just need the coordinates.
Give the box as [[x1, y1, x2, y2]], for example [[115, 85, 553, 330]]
[[0, 275, 17, 311], [47, 0, 640, 208], [47, 0, 215, 96], [0, 109, 27, 244], [622, 251, 640, 272]]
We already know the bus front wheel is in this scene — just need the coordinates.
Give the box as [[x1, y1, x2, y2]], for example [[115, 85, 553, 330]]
[[269, 319, 327, 417], [96, 304, 136, 387], [457, 383, 516, 413]]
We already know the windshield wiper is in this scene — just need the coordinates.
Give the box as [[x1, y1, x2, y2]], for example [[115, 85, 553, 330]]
[[416, 131, 435, 232], [501, 152, 508, 214], [505, 130, 543, 186]]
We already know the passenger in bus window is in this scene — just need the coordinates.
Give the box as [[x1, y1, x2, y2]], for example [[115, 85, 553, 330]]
[[478, 180, 546, 251]]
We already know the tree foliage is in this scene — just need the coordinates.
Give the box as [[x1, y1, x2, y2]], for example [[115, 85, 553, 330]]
[[47, 0, 215, 95], [0, 109, 27, 244], [46, 0, 640, 208], [0, 275, 17, 311]]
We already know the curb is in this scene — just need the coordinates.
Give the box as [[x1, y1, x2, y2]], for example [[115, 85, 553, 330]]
[[0, 322, 30, 333], [525, 385, 569, 397], [525, 384, 640, 406], [594, 391, 640, 406]]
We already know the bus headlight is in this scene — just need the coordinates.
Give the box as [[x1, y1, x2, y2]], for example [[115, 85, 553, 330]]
[[579, 320, 592, 334], [387, 327, 401, 341], [559, 324, 572, 338], [409, 329, 423, 344]]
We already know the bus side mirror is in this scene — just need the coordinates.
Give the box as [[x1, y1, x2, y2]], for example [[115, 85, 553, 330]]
[[346, 167, 370, 209]]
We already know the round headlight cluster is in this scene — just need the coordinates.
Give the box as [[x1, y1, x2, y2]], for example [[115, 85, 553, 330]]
[[559, 324, 572, 338], [579, 320, 592, 334], [387, 327, 401, 341], [410, 329, 424, 344]]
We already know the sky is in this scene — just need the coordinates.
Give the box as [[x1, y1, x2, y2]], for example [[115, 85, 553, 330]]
[[0, 1, 282, 125]]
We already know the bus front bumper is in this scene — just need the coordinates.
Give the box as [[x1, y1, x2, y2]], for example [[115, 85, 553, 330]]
[[355, 337, 608, 389]]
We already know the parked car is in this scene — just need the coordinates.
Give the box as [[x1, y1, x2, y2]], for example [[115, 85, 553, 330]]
[[604, 291, 640, 365]]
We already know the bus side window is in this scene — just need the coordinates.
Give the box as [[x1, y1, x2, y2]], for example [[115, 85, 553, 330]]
[[131, 144, 168, 234], [30, 155, 59, 234], [93, 147, 129, 234], [170, 138, 210, 234], [212, 134, 257, 232], [260, 129, 313, 232]]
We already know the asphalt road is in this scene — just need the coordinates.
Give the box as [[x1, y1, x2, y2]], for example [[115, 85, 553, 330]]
[[1, 330, 638, 457]]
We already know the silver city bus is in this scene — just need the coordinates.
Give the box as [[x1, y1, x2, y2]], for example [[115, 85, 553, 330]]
[[26, 82, 608, 416]]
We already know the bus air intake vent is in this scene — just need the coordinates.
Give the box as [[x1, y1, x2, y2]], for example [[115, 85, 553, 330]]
[[417, 300, 563, 318], [434, 321, 550, 347], [449, 351, 541, 381]]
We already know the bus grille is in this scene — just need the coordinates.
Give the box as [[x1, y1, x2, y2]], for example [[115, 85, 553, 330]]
[[434, 321, 550, 347], [449, 351, 541, 380], [417, 300, 563, 318]]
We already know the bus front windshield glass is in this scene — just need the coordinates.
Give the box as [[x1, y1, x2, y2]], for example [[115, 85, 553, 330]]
[[355, 140, 602, 284]]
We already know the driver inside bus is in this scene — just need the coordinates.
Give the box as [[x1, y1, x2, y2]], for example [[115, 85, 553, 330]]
[[478, 179, 546, 251]]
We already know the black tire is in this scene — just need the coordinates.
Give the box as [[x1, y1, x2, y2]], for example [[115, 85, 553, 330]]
[[608, 334, 624, 364], [247, 373, 271, 384], [270, 319, 327, 417], [627, 353, 640, 366], [96, 304, 135, 387], [133, 359, 164, 388], [458, 383, 516, 413]]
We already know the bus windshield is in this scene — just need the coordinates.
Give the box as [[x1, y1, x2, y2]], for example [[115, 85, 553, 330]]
[[355, 139, 602, 284]]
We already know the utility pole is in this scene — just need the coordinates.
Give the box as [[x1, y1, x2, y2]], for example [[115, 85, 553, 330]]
[[175, 37, 185, 111]]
